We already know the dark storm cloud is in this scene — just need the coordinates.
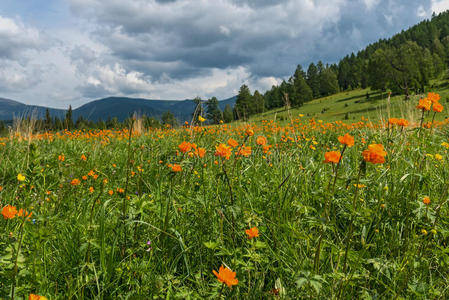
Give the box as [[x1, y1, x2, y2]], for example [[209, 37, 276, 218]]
[[67, 0, 436, 95]]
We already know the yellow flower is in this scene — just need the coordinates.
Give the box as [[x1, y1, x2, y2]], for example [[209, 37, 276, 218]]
[[435, 154, 443, 161], [354, 184, 366, 188], [441, 142, 449, 149], [17, 173, 26, 182], [421, 229, 428, 236], [198, 116, 206, 123]]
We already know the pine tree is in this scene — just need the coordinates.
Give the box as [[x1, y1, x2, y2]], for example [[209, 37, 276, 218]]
[[64, 105, 74, 130], [206, 97, 222, 124], [307, 63, 320, 98], [44, 108, 53, 131], [291, 65, 313, 106], [234, 84, 253, 120], [223, 104, 234, 123], [54, 117, 63, 130], [319, 68, 339, 96], [253, 90, 265, 113]]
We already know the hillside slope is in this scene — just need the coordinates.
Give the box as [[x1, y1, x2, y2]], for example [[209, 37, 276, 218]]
[[251, 83, 449, 124]]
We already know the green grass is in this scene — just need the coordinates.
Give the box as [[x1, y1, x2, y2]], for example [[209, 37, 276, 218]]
[[251, 84, 449, 124], [1, 104, 449, 298]]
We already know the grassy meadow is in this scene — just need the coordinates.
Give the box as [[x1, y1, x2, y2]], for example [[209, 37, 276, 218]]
[[252, 84, 449, 124], [2, 92, 449, 299]]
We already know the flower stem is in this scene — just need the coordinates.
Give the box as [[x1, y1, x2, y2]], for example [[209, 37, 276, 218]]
[[217, 282, 225, 300], [122, 119, 134, 257], [342, 161, 364, 273], [10, 218, 26, 300]]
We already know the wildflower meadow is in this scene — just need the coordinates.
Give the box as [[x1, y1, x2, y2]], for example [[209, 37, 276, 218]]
[[2, 93, 449, 299]]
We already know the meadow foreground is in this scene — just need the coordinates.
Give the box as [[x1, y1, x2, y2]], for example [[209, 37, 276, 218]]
[[1, 95, 449, 298]]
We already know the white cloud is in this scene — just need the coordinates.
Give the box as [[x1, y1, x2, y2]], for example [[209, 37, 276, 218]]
[[417, 5, 427, 17], [362, 0, 380, 10], [0, 16, 47, 61], [431, 0, 449, 14]]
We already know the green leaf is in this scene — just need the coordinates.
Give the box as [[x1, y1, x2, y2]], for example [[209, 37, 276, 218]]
[[296, 278, 307, 289], [203, 241, 219, 249], [310, 280, 322, 294], [254, 241, 267, 248]]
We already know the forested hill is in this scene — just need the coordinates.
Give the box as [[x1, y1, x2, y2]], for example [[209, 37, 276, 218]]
[[234, 10, 449, 120]]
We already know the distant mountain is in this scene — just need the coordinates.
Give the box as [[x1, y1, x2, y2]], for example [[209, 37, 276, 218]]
[[0, 97, 65, 121], [0, 96, 236, 122]]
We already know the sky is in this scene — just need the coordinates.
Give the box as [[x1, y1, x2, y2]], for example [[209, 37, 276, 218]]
[[0, 0, 449, 109]]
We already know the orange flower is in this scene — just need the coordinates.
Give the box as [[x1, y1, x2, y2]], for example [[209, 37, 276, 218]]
[[116, 188, 125, 193], [71, 179, 81, 186], [168, 164, 182, 172], [178, 141, 192, 153], [256, 136, 267, 146], [397, 118, 409, 127], [88, 170, 95, 176], [89, 186, 94, 193], [0, 186, 3, 192], [17, 208, 32, 219], [227, 138, 239, 148], [433, 102, 444, 113], [236, 145, 252, 157], [58, 154, 65, 162], [108, 190, 114, 195], [212, 265, 238, 288], [428, 92, 440, 103], [195, 147, 206, 158], [323, 151, 341, 163], [423, 196, 430, 205], [82, 175, 88, 181], [245, 227, 259, 239], [338, 133, 354, 147], [245, 128, 254, 136], [28, 294, 47, 300], [81, 154, 87, 161], [416, 98, 432, 111], [388, 118, 399, 126], [362, 144, 387, 164], [215, 144, 232, 160], [2, 205, 18, 219], [262, 145, 272, 154], [29, 294, 47, 300]]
